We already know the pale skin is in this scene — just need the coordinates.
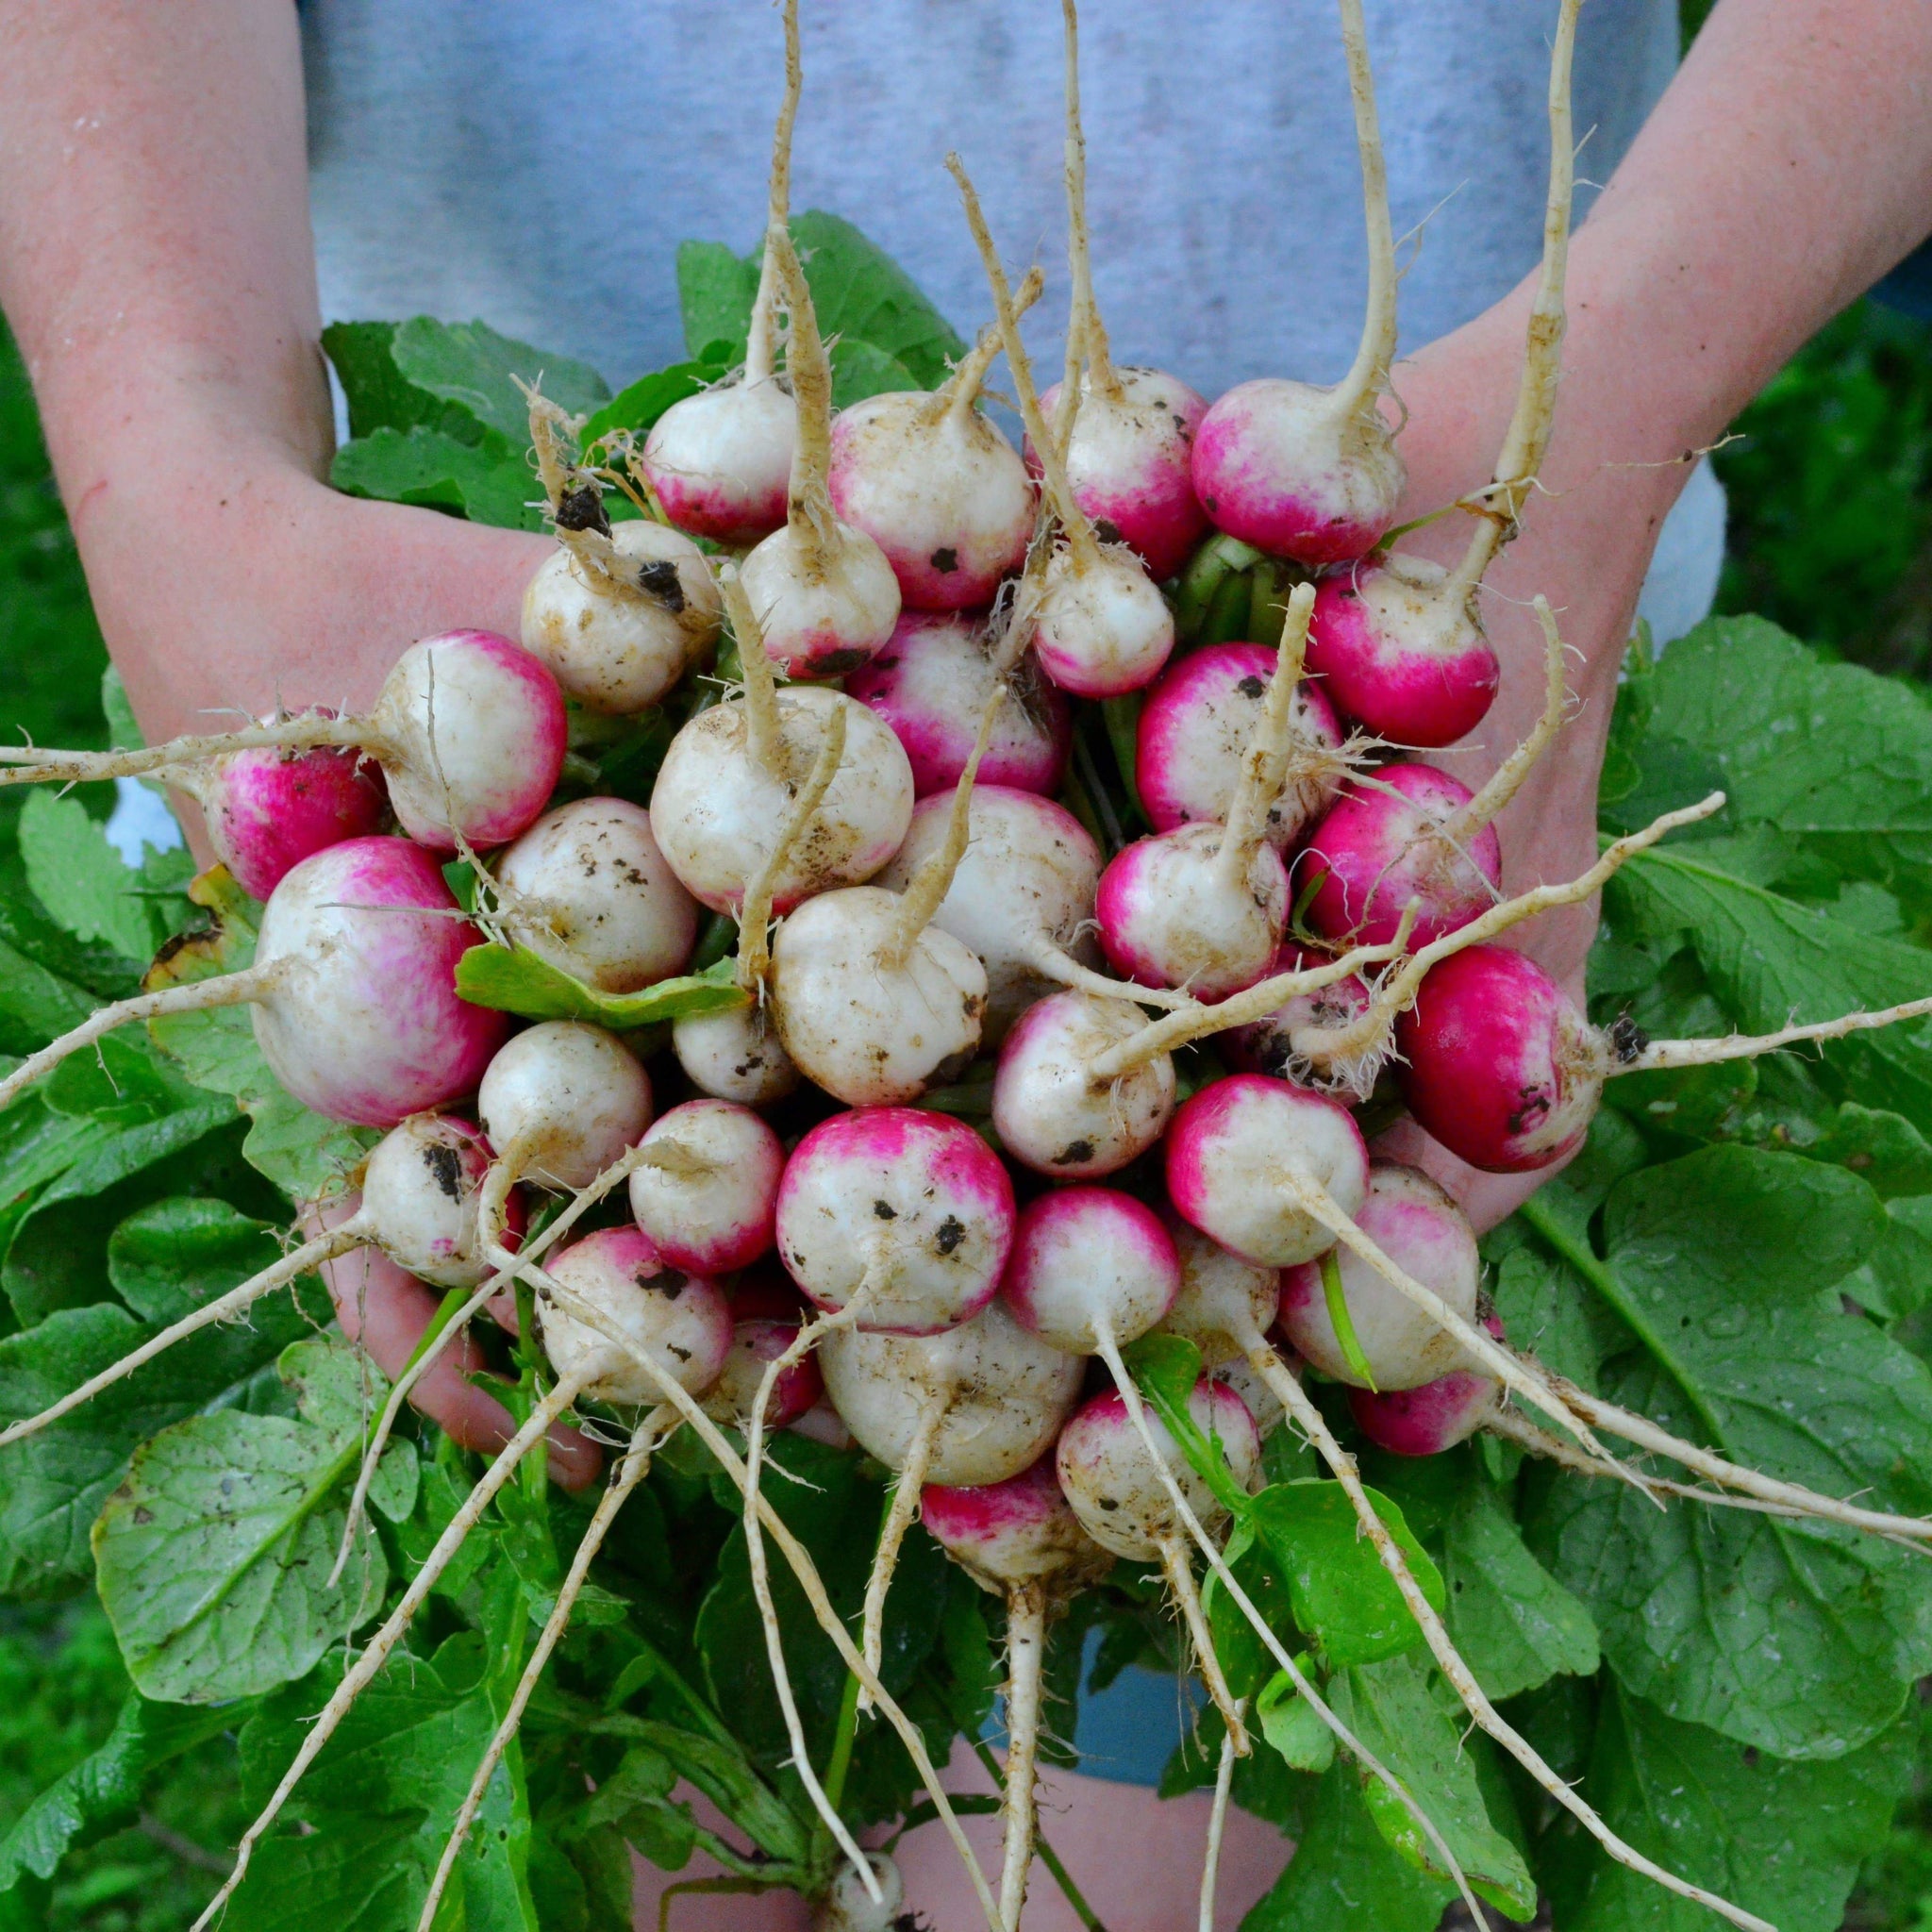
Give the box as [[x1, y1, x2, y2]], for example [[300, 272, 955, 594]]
[[2, 1, 1931, 1924]]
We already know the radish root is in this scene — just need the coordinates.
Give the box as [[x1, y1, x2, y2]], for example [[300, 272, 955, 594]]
[[858, 1391, 944, 1705], [1198, 1703, 1241, 1932], [996, 1585, 1048, 1931]]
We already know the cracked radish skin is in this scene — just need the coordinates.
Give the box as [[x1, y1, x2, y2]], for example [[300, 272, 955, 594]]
[[1135, 642, 1344, 846], [247, 836, 509, 1126], [775, 1107, 1016, 1335], [1278, 1162, 1481, 1389], [846, 612, 1071, 798], [492, 797, 698, 995]]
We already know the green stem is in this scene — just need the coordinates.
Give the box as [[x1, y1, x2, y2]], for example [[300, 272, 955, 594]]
[[1320, 1248, 1378, 1391], [821, 1665, 864, 1816], [968, 1738, 1109, 1932]]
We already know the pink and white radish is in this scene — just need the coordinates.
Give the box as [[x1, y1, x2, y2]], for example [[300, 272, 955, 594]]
[[875, 783, 1179, 1041], [923, 1453, 1111, 1927], [1093, 586, 1315, 997], [1164, 1074, 1370, 1269], [1224, 946, 1378, 1104], [1348, 1313, 1503, 1456], [188, 724, 389, 900], [703, 1276, 825, 1431], [1135, 641, 1347, 846], [1191, 0, 1401, 565], [739, 228, 902, 677], [826, 272, 1041, 610], [1003, 1185, 1180, 1361], [641, 2, 801, 543], [672, 1001, 802, 1107], [1278, 1163, 1479, 1389], [949, 157, 1175, 698], [1024, 0, 1207, 584], [1300, 0, 1581, 745], [822, 1297, 1085, 1682], [774, 1107, 1016, 1336], [628, 1098, 784, 1274], [1157, 1220, 1300, 1441], [651, 575, 913, 917], [991, 989, 1178, 1179], [1057, 1378, 1260, 1741], [492, 797, 698, 994], [845, 611, 1071, 798], [0, 631, 566, 856]]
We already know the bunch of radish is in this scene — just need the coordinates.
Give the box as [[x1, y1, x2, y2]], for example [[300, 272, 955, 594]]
[[9, 3, 1932, 1929]]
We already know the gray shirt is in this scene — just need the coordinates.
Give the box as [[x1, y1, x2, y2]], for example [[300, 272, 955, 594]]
[[303, 0, 1679, 393]]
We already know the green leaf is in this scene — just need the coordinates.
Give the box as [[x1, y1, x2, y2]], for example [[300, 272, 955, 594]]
[[1247, 1481, 1441, 1667], [824, 339, 923, 409], [578, 360, 725, 446], [92, 1336, 402, 1701], [788, 212, 966, 391], [1547, 1686, 1913, 1932], [143, 868, 376, 1199], [322, 320, 496, 442], [1257, 1666, 1335, 1774], [106, 1196, 283, 1324], [1329, 1654, 1537, 1918], [1846, 1192, 1932, 1319], [330, 425, 544, 532], [390, 316, 608, 445], [0, 1284, 323, 1596], [1441, 1479, 1598, 1700], [455, 942, 748, 1030], [677, 241, 762, 362], [1607, 614, 1932, 912], [0, 1691, 242, 1890], [230, 1632, 537, 1932], [1528, 1145, 1932, 1757], [1606, 845, 1932, 1131], [1243, 1756, 1450, 1932], [1121, 1328, 1202, 1419], [16, 789, 176, 962], [43, 1028, 209, 1131]]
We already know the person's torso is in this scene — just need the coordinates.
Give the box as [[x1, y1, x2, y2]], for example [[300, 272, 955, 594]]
[[303, 0, 1679, 393]]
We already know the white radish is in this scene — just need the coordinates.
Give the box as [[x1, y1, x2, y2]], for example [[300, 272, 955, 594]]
[[672, 1000, 802, 1107], [628, 1099, 784, 1275], [740, 228, 902, 677], [1159, 1220, 1280, 1372], [991, 990, 1177, 1179], [492, 797, 698, 994], [1277, 1163, 1480, 1390], [1001, 1185, 1180, 1359]]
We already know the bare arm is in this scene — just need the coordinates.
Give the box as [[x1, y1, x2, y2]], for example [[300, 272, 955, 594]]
[[1382, 0, 1932, 1224]]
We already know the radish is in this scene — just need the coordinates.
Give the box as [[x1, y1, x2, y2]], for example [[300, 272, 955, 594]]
[[628, 1098, 784, 1274], [812, 1856, 908, 1932], [703, 1278, 824, 1431], [640, 0, 801, 543], [521, 388, 724, 711], [948, 156, 1175, 698], [1024, 0, 1208, 584], [1002, 1185, 1180, 1359], [476, 1022, 654, 1253], [767, 690, 1002, 1104], [1164, 1073, 1370, 1269], [825, 269, 1041, 610], [991, 989, 1178, 1179], [188, 724, 389, 900], [651, 574, 913, 916], [1159, 1221, 1279, 1373], [1191, 0, 1401, 565], [875, 783, 1183, 1041], [0, 1106, 519, 1452], [774, 1106, 1016, 1336], [0, 630, 567, 855], [1300, 0, 1582, 746], [1224, 945, 1378, 1104], [1278, 1163, 1479, 1389], [492, 796, 699, 993], [1057, 1378, 1260, 1740], [1298, 761, 1503, 950], [739, 228, 903, 678], [1348, 1313, 1503, 1456], [821, 1298, 1085, 1683], [1092, 586, 1315, 997], [672, 1001, 802, 1107], [0, 835, 508, 1129], [922, 1453, 1111, 1928], [536, 1224, 732, 1406], [1135, 642, 1348, 847], [845, 610, 1072, 798]]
